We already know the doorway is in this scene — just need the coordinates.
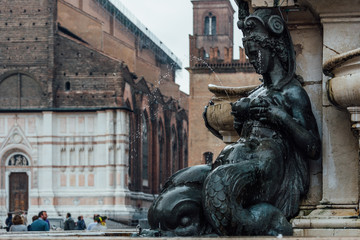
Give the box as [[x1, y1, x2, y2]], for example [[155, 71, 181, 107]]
[[9, 172, 28, 212]]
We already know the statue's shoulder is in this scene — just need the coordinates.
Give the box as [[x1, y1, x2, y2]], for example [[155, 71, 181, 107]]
[[283, 79, 311, 106]]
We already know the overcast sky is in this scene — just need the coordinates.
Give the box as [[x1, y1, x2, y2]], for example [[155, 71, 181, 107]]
[[119, 0, 241, 94]]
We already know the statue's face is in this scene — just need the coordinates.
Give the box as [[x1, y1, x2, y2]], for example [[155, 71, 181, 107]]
[[244, 40, 272, 75]]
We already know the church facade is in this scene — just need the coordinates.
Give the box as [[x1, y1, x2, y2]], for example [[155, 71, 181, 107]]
[[0, 0, 188, 223]]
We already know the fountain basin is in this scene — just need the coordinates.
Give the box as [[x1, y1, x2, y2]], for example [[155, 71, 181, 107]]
[[325, 48, 360, 108], [205, 84, 258, 143]]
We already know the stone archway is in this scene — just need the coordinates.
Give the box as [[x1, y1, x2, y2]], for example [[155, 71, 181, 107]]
[[5, 153, 31, 213], [0, 72, 43, 109]]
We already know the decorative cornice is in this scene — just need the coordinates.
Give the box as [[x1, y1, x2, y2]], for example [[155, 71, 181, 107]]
[[320, 13, 360, 23]]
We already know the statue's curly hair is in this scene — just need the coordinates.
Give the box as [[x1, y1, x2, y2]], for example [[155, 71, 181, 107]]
[[243, 35, 290, 72]]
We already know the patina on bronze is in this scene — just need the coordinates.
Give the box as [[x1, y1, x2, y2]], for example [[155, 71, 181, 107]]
[[144, 2, 320, 237]]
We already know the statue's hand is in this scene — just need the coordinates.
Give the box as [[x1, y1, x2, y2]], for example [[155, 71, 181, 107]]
[[231, 98, 251, 134], [250, 104, 288, 126], [248, 96, 270, 121], [231, 97, 250, 120]]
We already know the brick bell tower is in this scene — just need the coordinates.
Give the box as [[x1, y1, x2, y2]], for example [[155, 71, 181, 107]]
[[190, 0, 235, 65], [187, 0, 259, 166]]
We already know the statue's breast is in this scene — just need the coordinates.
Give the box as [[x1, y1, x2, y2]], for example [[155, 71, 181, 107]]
[[241, 88, 289, 140]]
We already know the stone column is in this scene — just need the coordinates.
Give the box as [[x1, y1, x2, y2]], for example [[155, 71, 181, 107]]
[[115, 109, 130, 191], [105, 110, 115, 191], [37, 111, 57, 215], [113, 109, 133, 221]]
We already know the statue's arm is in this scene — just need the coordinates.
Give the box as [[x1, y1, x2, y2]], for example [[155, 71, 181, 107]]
[[285, 88, 321, 159], [274, 87, 320, 159], [250, 86, 320, 159], [231, 97, 250, 135]]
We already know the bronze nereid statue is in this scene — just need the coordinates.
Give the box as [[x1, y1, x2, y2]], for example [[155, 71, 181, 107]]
[[144, 2, 320, 237]]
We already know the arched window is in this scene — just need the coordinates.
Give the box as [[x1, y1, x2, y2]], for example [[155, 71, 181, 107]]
[[203, 152, 213, 164], [204, 13, 216, 35], [204, 16, 210, 35], [211, 16, 216, 35], [142, 112, 149, 186], [158, 121, 165, 190], [171, 125, 178, 174]]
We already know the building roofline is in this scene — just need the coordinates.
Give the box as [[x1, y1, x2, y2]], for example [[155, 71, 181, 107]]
[[96, 0, 182, 70]]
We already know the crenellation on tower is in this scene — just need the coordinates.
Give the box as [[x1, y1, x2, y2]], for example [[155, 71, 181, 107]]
[[189, 0, 253, 70], [223, 46, 233, 63]]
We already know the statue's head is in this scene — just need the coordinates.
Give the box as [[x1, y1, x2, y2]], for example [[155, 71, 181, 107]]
[[236, 3, 296, 87]]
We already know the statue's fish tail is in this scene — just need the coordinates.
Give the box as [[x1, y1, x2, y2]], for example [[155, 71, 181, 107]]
[[202, 162, 259, 235]]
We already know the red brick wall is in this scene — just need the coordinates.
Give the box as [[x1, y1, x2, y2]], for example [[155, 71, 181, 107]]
[[57, 0, 186, 109], [54, 35, 125, 107], [0, 0, 57, 108]]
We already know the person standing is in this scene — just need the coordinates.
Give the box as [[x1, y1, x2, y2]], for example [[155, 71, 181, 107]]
[[30, 211, 49, 231], [64, 213, 75, 230], [76, 215, 86, 230], [5, 213, 12, 232], [9, 215, 27, 232]]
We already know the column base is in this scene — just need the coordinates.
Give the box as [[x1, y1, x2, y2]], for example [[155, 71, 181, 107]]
[[292, 205, 360, 237]]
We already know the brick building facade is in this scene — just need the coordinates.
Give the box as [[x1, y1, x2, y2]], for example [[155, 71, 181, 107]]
[[188, 0, 259, 166], [0, 0, 188, 223]]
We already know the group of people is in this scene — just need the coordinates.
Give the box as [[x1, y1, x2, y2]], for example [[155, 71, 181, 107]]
[[5, 211, 49, 232], [5, 211, 107, 232], [63, 213, 87, 231], [64, 213, 107, 231]]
